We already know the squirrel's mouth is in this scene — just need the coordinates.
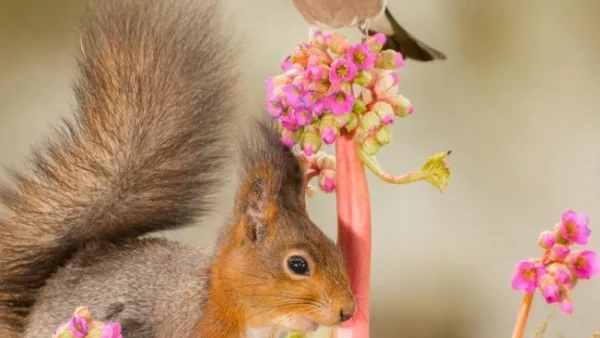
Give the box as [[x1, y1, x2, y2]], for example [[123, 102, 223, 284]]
[[279, 315, 319, 332]]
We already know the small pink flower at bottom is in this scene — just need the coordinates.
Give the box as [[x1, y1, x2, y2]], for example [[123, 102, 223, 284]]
[[566, 250, 600, 279], [558, 209, 591, 245], [68, 316, 88, 338], [318, 169, 336, 192], [511, 260, 546, 294], [100, 322, 123, 338], [329, 58, 357, 84], [325, 89, 355, 116], [541, 283, 560, 304]]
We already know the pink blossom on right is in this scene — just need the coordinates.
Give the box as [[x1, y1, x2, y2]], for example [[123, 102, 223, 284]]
[[566, 249, 600, 279], [558, 209, 591, 245]]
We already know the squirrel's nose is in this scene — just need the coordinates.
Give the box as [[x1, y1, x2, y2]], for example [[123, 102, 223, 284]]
[[340, 306, 355, 322]]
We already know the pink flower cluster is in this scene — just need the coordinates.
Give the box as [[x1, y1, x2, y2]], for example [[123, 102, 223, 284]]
[[52, 307, 122, 338], [265, 32, 412, 160], [511, 210, 599, 313]]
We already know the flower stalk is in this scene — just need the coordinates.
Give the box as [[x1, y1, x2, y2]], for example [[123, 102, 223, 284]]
[[333, 130, 372, 337]]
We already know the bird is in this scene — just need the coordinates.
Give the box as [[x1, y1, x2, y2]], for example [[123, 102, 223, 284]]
[[291, 0, 446, 62]]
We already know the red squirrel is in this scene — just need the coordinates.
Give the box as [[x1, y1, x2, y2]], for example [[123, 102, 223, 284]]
[[0, 0, 356, 337]]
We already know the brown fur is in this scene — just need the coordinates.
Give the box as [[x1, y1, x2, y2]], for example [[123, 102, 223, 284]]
[[0, 0, 355, 336]]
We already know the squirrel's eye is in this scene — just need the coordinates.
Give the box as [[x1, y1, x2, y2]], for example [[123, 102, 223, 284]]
[[287, 255, 309, 275]]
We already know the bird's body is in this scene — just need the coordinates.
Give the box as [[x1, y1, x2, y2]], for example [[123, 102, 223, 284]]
[[292, 0, 386, 30], [292, 0, 446, 62]]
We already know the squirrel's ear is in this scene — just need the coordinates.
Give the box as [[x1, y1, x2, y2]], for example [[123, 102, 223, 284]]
[[237, 175, 275, 242]]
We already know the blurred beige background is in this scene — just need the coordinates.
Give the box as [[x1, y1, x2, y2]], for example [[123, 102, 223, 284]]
[[1, 0, 599, 337]]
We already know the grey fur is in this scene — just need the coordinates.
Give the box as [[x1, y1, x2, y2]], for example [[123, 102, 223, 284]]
[[0, 0, 237, 335]]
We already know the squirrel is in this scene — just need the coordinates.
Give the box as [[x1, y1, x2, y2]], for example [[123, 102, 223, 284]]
[[0, 0, 356, 337]]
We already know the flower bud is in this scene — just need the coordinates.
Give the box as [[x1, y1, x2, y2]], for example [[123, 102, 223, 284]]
[[360, 88, 374, 105], [375, 50, 404, 69], [300, 130, 322, 156], [538, 231, 557, 250], [372, 101, 395, 124], [326, 33, 350, 55], [552, 244, 571, 261], [353, 70, 373, 86], [319, 113, 338, 144], [352, 99, 367, 114], [365, 33, 387, 53], [373, 70, 399, 98], [315, 152, 336, 170], [280, 128, 301, 148], [361, 111, 381, 132], [387, 94, 413, 117], [318, 169, 336, 192], [343, 113, 359, 132], [375, 125, 392, 146], [360, 132, 380, 155], [310, 32, 329, 51]]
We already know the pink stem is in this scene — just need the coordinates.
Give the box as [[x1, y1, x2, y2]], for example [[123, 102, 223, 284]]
[[333, 131, 371, 338]]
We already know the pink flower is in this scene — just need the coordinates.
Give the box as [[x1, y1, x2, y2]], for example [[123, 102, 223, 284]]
[[538, 231, 556, 249], [312, 99, 326, 116], [558, 209, 591, 245], [265, 95, 284, 118], [101, 322, 123, 338], [566, 250, 600, 279], [551, 244, 570, 261], [511, 260, 546, 294], [318, 169, 336, 192], [68, 316, 88, 338], [293, 107, 313, 126], [305, 64, 328, 83], [329, 58, 357, 84], [347, 43, 377, 70], [325, 89, 355, 116], [279, 110, 299, 132], [282, 84, 304, 107], [300, 90, 319, 109]]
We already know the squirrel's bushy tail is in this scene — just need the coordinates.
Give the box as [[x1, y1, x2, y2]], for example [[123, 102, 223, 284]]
[[0, 0, 236, 334]]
